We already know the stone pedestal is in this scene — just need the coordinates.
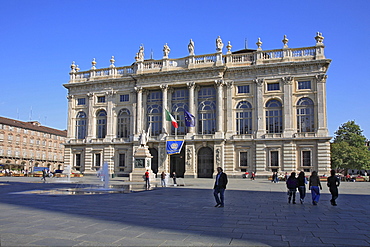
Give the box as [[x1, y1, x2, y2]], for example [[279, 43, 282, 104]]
[[130, 145, 153, 182]]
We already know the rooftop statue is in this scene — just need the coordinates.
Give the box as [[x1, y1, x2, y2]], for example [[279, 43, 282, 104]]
[[188, 39, 195, 55], [216, 36, 224, 52], [163, 43, 170, 58]]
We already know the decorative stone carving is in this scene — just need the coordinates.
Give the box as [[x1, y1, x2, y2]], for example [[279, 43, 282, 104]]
[[134, 86, 143, 93], [282, 76, 294, 84], [70, 61, 76, 72], [282, 35, 289, 48], [316, 74, 327, 82], [226, 41, 232, 54], [186, 147, 192, 167], [226, 80, 234, 89], [160, 84, 168, 91], [136, 45, 144, 61], [163, 43, 170, 58], [256, 38, 262, 50], [110, 56, 115, 68], [216, 36, 224, 52], [215, 79, 224, 87], [91, 58, 97, 70], [254, 78, 264, 86], [216, 148, 221, 166], [188, 39, 195, 55], [315, 32, 324, 44], [186, 81, 195, 89]]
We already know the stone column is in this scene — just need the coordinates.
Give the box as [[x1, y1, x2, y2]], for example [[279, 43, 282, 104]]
[[106, 90, 116, 140], [187, 82, 195, 134], [215, 80, 224, 134], [225, 80, 234, 138], [282, 77, 294, 137], [316, 74, 328, 136], [66, 95, 74, 139], [160, 84, 168, 134], [254, 79, 265, 138], [134, 86, 143, 135], [87, 93, 94, 140]]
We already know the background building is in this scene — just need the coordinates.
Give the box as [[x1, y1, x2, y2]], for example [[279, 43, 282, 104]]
[[64, 33, 331, 178], [0, 117, 67, 173]]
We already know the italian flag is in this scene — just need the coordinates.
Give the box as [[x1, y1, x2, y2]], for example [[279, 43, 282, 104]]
[[165, 109, 178, 128]]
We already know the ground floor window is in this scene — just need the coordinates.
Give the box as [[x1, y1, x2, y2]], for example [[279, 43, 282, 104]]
[[302, 150, 311, 166], [75, 153, 81, 170], [239, 152, 248, 166], [270, 151, 279, 167], [95, 153, 101, 167]]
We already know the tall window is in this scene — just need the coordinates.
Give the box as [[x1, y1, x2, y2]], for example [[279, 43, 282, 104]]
[[117, 109, 130, 138], [96, 110, 107, 138], [270, 151, 279, 167], [240, 152, 248, 166], [76, 111, 87, 139], [95, 153, 101, 167], [265, 99, 282, 133], [302, 150, 311, 166], [119, 153, 125, 167], [171, 88, 189, 135], [236, 101, 252, 134], [75, 153, 81, 167], [198, 87, 216, 134], [147, 91, 162, 136], [297, 97, 314, 132]]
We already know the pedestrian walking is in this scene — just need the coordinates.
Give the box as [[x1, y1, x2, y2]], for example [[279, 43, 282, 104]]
[[172, 172, 177, 186], [327, 169, 340, 206], [213, 167, 228, 208], [309, 171, 322, 205], [41, 169, 47, 183], [286, 172, 298, 204], [297, 171, 307, 204], [160, 171, 166, 187], [144, 170, 150, 190], [251, 172, 255, 180]]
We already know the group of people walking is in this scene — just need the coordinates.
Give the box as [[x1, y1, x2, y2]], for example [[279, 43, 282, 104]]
[[286, 169, 340, 206]]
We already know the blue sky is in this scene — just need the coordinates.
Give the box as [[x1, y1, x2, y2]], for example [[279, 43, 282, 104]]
[[1, 0, 370, 138]]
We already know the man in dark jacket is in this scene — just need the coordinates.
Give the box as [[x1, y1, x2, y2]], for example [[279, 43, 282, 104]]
[[327, 169, 340, 206], [214, 167, 228, 208]]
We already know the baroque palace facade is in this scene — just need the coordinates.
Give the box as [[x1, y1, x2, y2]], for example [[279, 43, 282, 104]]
[[64, 33, 331, 178], [0, 117, 67, 172]]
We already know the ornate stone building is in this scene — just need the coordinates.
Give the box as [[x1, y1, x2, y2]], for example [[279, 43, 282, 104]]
[[64, 33, 331, 178], [0, 117, 67, 172]]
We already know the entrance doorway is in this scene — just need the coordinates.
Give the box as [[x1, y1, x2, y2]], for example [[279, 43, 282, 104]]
[[149, 148, 158, 176], [170, 146, 185, 177], [198, 147, 214, 178]]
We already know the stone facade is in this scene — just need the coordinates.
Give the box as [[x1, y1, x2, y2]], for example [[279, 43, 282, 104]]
[[0, 117, 67, 172], [64, 33, 331, 179]]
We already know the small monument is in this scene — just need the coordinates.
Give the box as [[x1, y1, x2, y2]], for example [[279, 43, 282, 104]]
[[130, 130, 153, 181]]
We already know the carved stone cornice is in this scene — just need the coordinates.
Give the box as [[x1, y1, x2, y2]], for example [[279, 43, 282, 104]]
[[225, 80, 234, 89], [67, 95, 74, 100], [186, 81, 195, 89], [87, 92, 94, 98], [214, 79, 225, 87], [160, 84, 168, 91], [134, 86, 143, 93]]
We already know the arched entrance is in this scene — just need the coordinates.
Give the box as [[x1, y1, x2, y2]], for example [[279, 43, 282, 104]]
[[198, 147, 213, 178], [170, 146, 185, 177], [149, 148, 158, 176]]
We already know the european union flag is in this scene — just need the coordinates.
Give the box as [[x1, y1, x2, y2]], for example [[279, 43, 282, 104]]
[[166, 140, 184, 155], [184, 109, 195, 127]]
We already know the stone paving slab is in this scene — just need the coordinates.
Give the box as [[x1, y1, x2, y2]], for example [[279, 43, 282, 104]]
[[0, 177, 369, 246]]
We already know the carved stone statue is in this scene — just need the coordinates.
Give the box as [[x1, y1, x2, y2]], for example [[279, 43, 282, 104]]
[[216, 36, 224, 52], [137, 45, 144, 61], [188, 39, 194, 55], [163, 43, 170, 57], [139, 130, 148, 146]]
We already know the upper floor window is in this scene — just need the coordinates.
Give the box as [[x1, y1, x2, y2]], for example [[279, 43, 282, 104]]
[[117, 109, 130, 138], [297, 97, 314, 132], [77, 98, 86, 105], [298, 81, 311, 90], [147, 91, 163, 136], [96, 110, 107, 139], [171, 88, 189, 135], [120, 94, 129, 102], [198, 87, 216, 134], [76, 111, 87, 139], [267, 83, 280, 91], [265, 99, 282, 133], [236, 101, 252, 134], [97, 96, 106, 103], [237, 85, 250, 94]]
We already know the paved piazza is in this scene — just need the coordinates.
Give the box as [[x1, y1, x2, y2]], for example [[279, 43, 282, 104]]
[[0, 176, 369, 246]]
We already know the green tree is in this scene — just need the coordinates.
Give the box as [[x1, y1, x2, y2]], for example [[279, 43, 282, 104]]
[[331, 121, 370, 170]]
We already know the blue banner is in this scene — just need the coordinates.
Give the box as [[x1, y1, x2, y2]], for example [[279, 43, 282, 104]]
[[166, 140, 184, 155]]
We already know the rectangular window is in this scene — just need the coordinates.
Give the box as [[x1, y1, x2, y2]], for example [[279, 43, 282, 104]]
[[77, 98, 86, 105], [95, 153, 101, 167], [270, 151, 279, 166], [237, 85, 250, 94], [239, 152, 248, 166], [120, 94, 129, 102], [75, 153, 81, 167], [298, 81, 311, 90], [267, 83, 280, 91], [119, 153, 125, 167], [97, 96, 106, 103], [302, 151, 311, 166]]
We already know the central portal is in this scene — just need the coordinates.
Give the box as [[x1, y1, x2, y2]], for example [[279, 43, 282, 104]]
[[198, 147, 214, 178], [170, 146, 185, 177]]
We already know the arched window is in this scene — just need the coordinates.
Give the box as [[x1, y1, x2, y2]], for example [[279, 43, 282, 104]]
[[236, 101, 252, 134], [147, 91, 163, 136], [117, 109, 130, 138], [75, 111, 87, 139], [265, 99, 282, 133], [297, 97, 314, 132], [171, 88, 189, 135], [198, 87, 216, 134], [96, 110, 107, 139]]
